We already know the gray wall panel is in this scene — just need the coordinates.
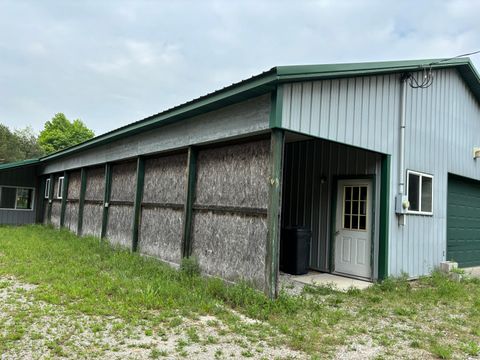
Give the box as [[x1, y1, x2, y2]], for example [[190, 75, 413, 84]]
[[138, 207, 183, 265], [42, 202, 49, 225], [82, 203, 103, 237], [191, 211, 267, 289], [67, 171, 81, 199], [143, 153, 187, 205], [282, 69, 480, 278], [64, 202, 79, 233], [110, 162, 136, 202], [85, 167, 105, 201], [0, 210, 35, 225], [41, 94, 271, 174], [50, 200, 61, 228], [106, 204, 133, 249], [195, 140, 269, 209]]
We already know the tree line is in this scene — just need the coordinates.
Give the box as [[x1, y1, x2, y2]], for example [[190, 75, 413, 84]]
[[0, 113, 95, 163]]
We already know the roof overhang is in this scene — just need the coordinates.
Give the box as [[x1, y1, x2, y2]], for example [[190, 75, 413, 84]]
[[10, 57, 480, 166]]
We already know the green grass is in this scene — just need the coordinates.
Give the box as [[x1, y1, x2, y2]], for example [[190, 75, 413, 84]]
[[1, 225, 480, 358]]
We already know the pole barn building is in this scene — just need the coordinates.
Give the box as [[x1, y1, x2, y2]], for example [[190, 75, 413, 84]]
[[1, 58, 480, 297]]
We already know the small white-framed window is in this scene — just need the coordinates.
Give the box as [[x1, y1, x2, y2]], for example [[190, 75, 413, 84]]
[[44, 178, 51, 199], [57, 176, 64, 199], [407, 170, 433, 215]]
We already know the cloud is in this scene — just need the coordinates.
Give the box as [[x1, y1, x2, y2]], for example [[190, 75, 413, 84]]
[[0, 0, 479, 135]]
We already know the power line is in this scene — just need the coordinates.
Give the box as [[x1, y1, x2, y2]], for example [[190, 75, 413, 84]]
[[428, 49, 480, 66], [408, 49, 480, 89]]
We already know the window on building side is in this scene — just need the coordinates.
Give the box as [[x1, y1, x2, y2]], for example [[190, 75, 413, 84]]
[[15, 188, 34, 209], [57, 176, 64, 199], [45, 178, 51, 199], [0, 187, 34, 210], [407, 170, 433, 215]]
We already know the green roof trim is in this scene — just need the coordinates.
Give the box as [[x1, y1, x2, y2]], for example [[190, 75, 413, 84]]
[[0, 158, 40, 170], [34, 57, 480, 163]]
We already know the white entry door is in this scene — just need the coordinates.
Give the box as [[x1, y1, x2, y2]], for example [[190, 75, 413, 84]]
[[334, 179, 372, 279]]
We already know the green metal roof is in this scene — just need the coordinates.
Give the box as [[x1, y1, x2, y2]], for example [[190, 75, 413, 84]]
[[0, 158, 40, 170], [37, 57, 480, 162]]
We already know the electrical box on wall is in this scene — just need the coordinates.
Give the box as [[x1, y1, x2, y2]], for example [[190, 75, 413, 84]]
[[473, 147, 480, 159], [395, 194, 410, 214]]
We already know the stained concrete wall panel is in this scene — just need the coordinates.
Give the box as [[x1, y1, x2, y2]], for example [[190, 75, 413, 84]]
[[42, 202, 49, 224], [110, 162, 137, 202], [143, 154, 187, 205], [138, 207, 183, 265], [195, 140, 269, 209], [85, 167, 105, 201], [82, 203, 103, 237], [50, 201, 61, 228], [67, 171, 81, 199], [191, 211, 267, 289], [106, 204, 134, 249], [64, 202, 79, 233]]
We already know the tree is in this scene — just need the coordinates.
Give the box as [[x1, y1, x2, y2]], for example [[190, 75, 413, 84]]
[[38, 113, 95, 154], [14, 127, 45, 159], [0, 125, 44, 163]]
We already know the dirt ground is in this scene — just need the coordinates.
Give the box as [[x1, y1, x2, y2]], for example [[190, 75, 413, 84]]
[[0, 276, 306, 360]]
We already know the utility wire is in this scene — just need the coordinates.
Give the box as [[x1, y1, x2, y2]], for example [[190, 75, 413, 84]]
[[428, 49, 480, 66], [408, 49, 480, 89]]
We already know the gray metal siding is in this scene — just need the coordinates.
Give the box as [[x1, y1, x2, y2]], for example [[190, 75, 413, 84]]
[[41, 94, 271, 174], [0, 209, 36, 225], [281, 69, 480, 278], [0, 165, 38, 225]]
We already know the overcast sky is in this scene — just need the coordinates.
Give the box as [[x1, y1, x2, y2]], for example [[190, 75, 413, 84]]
[[0, 0, 479, 135]]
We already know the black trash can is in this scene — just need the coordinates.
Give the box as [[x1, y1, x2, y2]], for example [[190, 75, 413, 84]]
[[280, 226, 311, 275]]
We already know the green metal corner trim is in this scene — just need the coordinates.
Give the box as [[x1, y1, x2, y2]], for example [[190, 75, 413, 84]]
[[265, 128, 285, 299], [269, 85, 284, 128], [77, 168, 87, 236], [101, 163, 112, 239], [132, 157, 145, 252], [378, 155, 391, 280], [60, 171, 69, 227], [182, 147, 198, 258], [47, 174, 54, 223]]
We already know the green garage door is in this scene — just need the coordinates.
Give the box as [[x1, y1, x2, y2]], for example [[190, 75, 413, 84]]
[[447, 174, 480, 267]]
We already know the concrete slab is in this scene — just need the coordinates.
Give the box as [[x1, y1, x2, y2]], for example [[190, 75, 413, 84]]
[[463, 266, 480, 278], [281, 271, 372, 292]]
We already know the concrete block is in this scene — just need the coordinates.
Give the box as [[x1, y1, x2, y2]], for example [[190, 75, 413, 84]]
[[439, 261, 458, 273]]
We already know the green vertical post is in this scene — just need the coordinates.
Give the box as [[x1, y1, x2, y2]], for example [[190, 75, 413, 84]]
[[77, 168, 87, 236], [182, 147, 197, 258], [265, 128, 285, 299], [378, 155, 391, 280], [101, 163, 112, 239], [60, 171, 69, 227], [47, 174, 54, 223], [132, 157, 145, 252]]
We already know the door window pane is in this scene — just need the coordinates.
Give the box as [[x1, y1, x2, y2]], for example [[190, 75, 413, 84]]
[[343, 185, 368, 230]]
